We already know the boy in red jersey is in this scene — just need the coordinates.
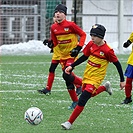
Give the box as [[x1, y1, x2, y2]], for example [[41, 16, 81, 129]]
[[38, 12, 82, 96], [50, 4, 86, 109], [61, 24, 125, 130], [121, 32, 133, 104]]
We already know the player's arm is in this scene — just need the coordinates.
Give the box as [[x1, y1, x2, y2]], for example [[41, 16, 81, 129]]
[[123, 32, 133, 48], [43, 39, 54, 48], [65, 54, 88, 74], [70, 22, 86, 57], [50, 27, 58, 47], [113, 61, 125, 89]]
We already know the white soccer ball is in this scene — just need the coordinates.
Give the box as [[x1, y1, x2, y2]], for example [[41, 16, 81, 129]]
[[24, 107, 43, 125]]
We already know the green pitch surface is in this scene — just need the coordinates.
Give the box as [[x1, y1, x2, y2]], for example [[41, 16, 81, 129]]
[[1, 54, 132, 133]]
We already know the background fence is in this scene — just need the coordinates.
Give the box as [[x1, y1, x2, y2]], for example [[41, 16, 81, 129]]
[[0, 0, 133, 53]]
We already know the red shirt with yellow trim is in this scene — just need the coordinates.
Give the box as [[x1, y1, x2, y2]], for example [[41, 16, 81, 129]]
[[82, 40, 118, 88], [51, 19, 86, 60]]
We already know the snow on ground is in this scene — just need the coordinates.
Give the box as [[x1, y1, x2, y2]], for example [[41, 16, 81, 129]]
[[0, 40, 132, 55], [0, 40, 50, 55]]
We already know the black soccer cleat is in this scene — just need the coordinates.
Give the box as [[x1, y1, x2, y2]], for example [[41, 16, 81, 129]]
[[37, 88, 51, 96], [121, 96, 132, 104]]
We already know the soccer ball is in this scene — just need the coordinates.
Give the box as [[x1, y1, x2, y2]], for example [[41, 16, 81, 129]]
[[24, 107, 43, 125]]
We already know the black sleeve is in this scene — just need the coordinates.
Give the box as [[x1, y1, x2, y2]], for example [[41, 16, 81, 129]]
[[71, 54, 88, 68], [123, 40, 132, 48], [113, 61, 125, 82]]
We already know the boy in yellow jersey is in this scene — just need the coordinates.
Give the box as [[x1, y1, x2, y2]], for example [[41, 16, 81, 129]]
[[50, 4, 86, 109], [121, 32, 133, 104], [38, 15, 82, 96], [61, 24, 125, 130]]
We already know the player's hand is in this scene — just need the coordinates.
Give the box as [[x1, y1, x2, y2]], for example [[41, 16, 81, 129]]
[[70, 46, 82, 57], [43, 39, 53, 48], [123, 40, 132, 48], [120, 81, 125, 90], [65, 66, 73, 74]]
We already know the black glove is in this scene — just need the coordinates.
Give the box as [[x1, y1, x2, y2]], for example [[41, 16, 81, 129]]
[[123, 40, 132, 48], [50, 48, 53, 53], [43, 39, 54, 48], [70, 45, 82, 57]]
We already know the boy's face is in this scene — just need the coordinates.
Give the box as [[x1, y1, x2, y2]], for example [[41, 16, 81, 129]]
[[91, 35, 103, 45], [54, 11, 66, 23], [53, 16, 57, 23]]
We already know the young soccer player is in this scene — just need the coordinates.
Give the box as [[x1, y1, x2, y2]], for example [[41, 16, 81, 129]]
[[38, 12, 82, 96], [50, 4, 86, 109], [121, 32, 133, 104], [61, 24, 125, 129]]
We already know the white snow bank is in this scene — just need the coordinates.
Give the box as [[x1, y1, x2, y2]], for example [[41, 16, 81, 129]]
[[0, 40, 50, 55], [0, 40, 132, 55]]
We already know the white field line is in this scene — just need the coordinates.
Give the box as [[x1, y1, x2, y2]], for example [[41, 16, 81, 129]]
[[1, 89, 130, 109], [0, 62, 51, 65], [94, 102, 131, 109], [0, 89, 66, 93]]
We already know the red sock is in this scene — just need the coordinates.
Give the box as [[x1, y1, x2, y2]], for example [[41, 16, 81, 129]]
[[92, 85, 106, 97], [68, 105, 84, 124], [46, 72, 55, 91], [75, 84, 81, 88], [125, 77, 132, 98], [71, 72, 82, 86], [68, 89, 78, 102]]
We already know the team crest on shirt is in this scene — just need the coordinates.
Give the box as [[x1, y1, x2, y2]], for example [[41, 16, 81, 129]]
[[64, 28, 69, 32], [100, 51, 104, 56]]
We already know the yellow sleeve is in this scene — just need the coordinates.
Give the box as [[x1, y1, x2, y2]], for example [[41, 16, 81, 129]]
[[128, 32, 133, 43]]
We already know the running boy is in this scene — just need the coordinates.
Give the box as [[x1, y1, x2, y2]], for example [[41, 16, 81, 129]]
[[50, 4, 86, 109], [61, 24, 125, 129]]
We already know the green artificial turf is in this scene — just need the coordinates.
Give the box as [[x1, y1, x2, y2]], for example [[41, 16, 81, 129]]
[[0, 54, 132, 133]]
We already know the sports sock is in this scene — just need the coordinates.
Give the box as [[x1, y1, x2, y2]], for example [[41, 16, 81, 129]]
[[92, 85, 106, 97], [72, 72, 82, 86], [46, 72, 55, 91], [125, 77, 132, 98], [68, 89, 78, 102], [68, 105, 84, 124]]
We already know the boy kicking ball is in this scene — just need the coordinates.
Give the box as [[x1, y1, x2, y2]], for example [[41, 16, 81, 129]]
[[61, 24, 125, 130]]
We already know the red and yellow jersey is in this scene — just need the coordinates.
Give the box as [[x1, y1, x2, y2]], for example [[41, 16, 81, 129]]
[[52, 45, 61, 60], [82, 41, 118, 88], [51, 19, 86, 60], [127, 32, 133, 65]]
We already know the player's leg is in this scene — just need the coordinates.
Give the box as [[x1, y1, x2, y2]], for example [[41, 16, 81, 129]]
[[121, 77, 132, 104], [61, 84, 92, 130], [121, 64, 133, 104], [63, 58, 82, 96], [71, 72, 82, 96], [65, 81, 78, 110], [37, 60, 59, 95], [62, 59, 79, 109], [62, 71, 78, 109], [92, 81, 112, 97]]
